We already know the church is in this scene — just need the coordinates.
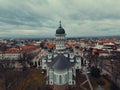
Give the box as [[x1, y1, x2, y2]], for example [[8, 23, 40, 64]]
[[41, 21, 83, 89]]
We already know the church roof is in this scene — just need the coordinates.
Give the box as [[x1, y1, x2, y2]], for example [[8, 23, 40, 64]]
[[48, 54, 72, 73]]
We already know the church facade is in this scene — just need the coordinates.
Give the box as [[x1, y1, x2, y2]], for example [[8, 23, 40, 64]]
[[41, 22, 83, 86]]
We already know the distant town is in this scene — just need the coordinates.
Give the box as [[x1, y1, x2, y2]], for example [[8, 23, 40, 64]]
[[0, 23, 120, 90]]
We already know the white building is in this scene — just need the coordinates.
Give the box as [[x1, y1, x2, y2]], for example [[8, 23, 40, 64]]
[[0, 48, 23, 60], [3, 52, 22, 60], [41, 22, 83, 88]]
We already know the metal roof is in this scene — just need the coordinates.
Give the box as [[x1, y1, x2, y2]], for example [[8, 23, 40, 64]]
[[48, 54, 72, 73], [56, 26, 65, 34]]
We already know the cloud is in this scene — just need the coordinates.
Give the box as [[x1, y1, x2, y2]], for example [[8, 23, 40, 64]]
[[0, 0, 120, 38]]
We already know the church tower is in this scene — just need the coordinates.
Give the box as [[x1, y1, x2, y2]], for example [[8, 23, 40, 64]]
[[55, 21, 66, 51]]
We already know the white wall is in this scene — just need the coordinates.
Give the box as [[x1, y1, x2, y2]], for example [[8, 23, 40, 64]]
[[53, 71, 68, 85], [2, 53, 22, 60]]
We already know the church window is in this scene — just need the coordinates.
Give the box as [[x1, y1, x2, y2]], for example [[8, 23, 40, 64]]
[[59, 75, 62, 84], [51, 81, 52, 84], [54, 74, 56, 82]]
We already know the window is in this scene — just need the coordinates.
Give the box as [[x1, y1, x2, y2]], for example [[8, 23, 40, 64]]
[[44, 66, 46, 69], [59, 75, 62, 84], [70, 53, 73, 58], [69, 71, 72, 79], [51, 81, 53, 84], [49, 71, 53, 79], [54, 74, 57, 82], [65, 74, 68, 81]]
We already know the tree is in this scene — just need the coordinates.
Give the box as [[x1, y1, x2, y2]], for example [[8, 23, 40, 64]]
[[90, 66, 101, 78]]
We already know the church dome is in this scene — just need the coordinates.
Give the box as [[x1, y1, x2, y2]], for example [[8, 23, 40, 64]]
[[56, 27, 65, 34], [56, 21, 65, 34]]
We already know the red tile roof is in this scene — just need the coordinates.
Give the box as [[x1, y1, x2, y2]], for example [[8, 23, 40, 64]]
[[0, 51, 3, 54], [21, 45, 37, 50], [4, 48, 21, 53], [46, 43, 55, 49], [99, 39, 116, 43], [8, 48, 19, 51], [5, 51, 21, 54]]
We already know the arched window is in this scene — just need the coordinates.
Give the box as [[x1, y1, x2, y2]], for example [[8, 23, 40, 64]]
[[59, 75, 62, 84]]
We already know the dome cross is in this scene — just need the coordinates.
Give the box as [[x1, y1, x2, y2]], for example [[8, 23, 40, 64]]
[[59, 21, 62, 27]]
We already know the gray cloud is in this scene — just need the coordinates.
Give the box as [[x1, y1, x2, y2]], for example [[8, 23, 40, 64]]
[[0, 0, 120, 38]]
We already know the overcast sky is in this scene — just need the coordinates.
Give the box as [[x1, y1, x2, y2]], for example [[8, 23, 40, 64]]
[[0, 0, 120, 38]]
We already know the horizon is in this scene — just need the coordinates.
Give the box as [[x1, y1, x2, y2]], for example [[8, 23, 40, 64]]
[[0, 35, 120, 40]]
